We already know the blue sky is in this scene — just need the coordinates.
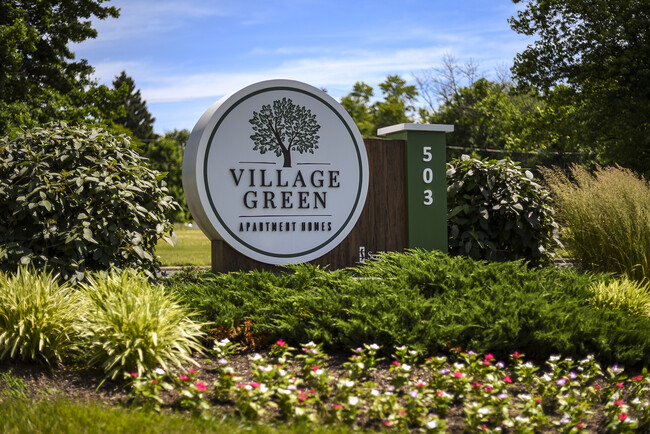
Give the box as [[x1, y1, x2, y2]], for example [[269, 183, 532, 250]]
[[74, 0, 532, 135]]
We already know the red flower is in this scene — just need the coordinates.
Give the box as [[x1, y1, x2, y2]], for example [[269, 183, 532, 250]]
[[333, 404, 342, 409], [485, 353, 495, 361], [392, 360, 400, 366], [512, 351, 521, 359], [615, 400, 624, 406], [616, 382, 624, 388], [250, 382, 260, 388], [312, 365, 319, 371], [152, 379, 158, 384], [633, 375, 643, 381], [275, 339, 286, 347], [484, 385, 493, 392], [619, 413, 628, 421], [595, 385, 601, 390], [130, 372, 138, 377], [454, 371, 463, 378], [179, 375, 189, 381], [577, 423, 584, 428], [472, 382, 482, 389], [195, 382, 207, 392], [503, 376, 513, 384], [187, 368, 197, 374]]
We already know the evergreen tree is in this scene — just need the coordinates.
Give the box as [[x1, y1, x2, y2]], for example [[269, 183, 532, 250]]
[[112, 71, 156, 141]]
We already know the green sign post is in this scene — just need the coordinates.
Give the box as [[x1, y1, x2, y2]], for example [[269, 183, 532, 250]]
[[377, 123, 453, 253]]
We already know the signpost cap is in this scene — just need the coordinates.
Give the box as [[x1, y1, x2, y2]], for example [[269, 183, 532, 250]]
[[377, 123, 454, 136]]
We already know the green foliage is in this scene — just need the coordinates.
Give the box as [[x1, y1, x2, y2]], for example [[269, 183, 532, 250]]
[[589, 278, 650, 317], [543, 165, 650, 282], [510, 0, 650, 175], [0, 370, 27, 399], [340, 75, 418, 137], [0, 122, 178, 282], [112, 71, 156, 142], [170, 250, 650, 367], [446, 155, 560, 264], [77, 270, 205, 381], [0, 1, 122, 136], [0, 267, 82, 365], [144, 131, 191, 222]]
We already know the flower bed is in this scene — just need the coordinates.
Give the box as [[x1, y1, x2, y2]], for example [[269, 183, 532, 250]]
[[125, 340, 649, 432]]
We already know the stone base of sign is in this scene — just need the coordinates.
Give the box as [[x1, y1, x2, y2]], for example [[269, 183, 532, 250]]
[[211, 138, 408, 273]]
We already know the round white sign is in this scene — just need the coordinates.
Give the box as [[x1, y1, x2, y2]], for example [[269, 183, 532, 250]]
[[183, 79, 369, 265]]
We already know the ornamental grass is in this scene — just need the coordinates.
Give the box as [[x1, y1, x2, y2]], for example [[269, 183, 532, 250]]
[[542, 165, 650, 282]]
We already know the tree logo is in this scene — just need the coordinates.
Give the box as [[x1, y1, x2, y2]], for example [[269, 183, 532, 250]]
[[249, 97, 321, 167]]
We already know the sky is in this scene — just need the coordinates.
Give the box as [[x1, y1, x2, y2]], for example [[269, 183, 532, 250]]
[[73, 0, 533, 135]]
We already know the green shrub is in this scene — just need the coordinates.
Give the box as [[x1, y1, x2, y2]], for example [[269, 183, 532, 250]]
[[0, 267, 82, 364], [447, 155, 560, 265], [170, 250, 650, 367], [0, 122, 178, 282], [543, 165, 650, 282], [589, 278, 650, 317], [78, 270, 205, 380]]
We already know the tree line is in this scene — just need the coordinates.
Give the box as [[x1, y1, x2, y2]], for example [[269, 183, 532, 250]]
[[2, 0, 649, 222]]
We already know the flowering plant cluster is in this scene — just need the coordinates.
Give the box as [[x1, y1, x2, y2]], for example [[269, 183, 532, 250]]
[[126, 340, 650, 432]]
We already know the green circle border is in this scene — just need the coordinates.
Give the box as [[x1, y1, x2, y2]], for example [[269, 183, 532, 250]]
[[203, 86, 366, 259]]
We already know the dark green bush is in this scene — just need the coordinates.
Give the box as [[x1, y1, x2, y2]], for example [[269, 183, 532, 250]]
[[447, 155, 560, 265], [168, 250, 650, 368], [0, 122, 178, 282]]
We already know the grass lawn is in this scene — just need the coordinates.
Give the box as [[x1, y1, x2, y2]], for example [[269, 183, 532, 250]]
[[155, 223, 211, 266]]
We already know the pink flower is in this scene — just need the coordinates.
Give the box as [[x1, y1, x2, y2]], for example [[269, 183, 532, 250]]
[[454, 371, 463, 378], [615, 400, 624, 406], [312, 365, 319, 371], [195, 382, 207, 392], [187, 368, 197, 374], [152, 379, 158, 384], [512, 351, 521, 359], [179, 375, 189, 381], [275, 339, 286, 347], [398, 409, 406, 415], [619, 412, 628, 421], [392, 360, 400, 366], [503, 376, 512, 384], [333, 404, 342, 410], [472, 382, 482, 389], [595, 385, 601, 390], [383, 421, 393, 427], [577, 423, 584, 428], [130, 372, 138, 377], [616, 382, 624, 388], [297, 389, 308, 402], [633, 375, 643, 381], [250, 382, 260, 388], [485, 353, 495, 362], [484, 385, 493, 392]]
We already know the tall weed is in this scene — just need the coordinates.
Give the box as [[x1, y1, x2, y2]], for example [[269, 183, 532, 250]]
[[0, 267, 82, 364], [542, 165, 650, 281], [589, 278, 650, 317]]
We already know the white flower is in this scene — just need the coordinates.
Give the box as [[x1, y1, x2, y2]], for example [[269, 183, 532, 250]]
[[369, 343, 380, 350], [259, 384, 269, 393], [401, 363, 412, 372], [477, 407, 490, 415], [548, 355, 560, 362], [217, 358, 228, 365], [218, 338, 230, 345], [426, 419, 438, 429], [279, 369, 287, 377], [344, 380, 355, 388], [313, 369, 324, 376], [251, 353, 263, 361], [371, 389, 380, 396], [348, 396, 359, 406], [277, 388, 291, 395], [409, 390, 418, 399], [154, 368, 165, 375]]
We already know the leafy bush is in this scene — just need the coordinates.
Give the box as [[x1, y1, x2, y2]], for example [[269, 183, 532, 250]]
[[78, 270, 205, 380], [447, 155, 560, 265], [0, 267, 82, 364], [589, 278, 650, 317], [542, 165, 650, 282], [169, 250, 650, 367], [0, 122, 178, 282]]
